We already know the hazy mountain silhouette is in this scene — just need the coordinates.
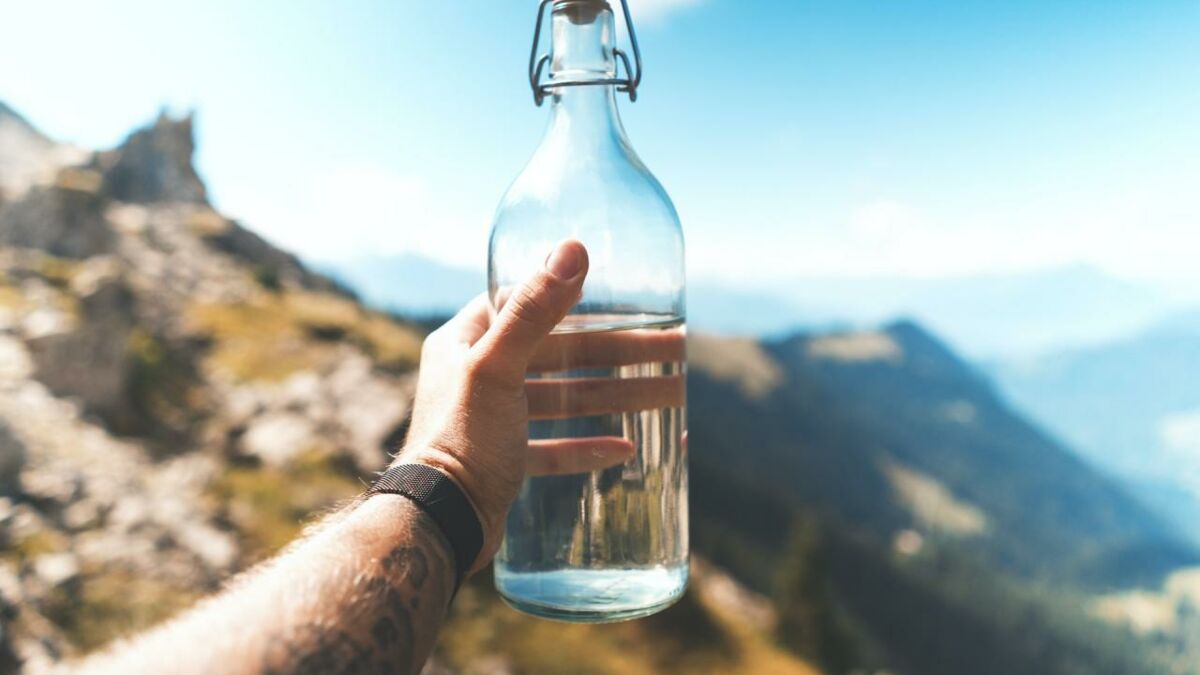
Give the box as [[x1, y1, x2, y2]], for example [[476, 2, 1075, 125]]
[[994, 310, 1200, 544], [687, 320, 1195, 673], [319, 253, 483, 317], [692, 321, 1195, 588]]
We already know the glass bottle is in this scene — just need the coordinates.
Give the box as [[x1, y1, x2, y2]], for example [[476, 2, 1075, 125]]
[[488, 0, 687, 622]]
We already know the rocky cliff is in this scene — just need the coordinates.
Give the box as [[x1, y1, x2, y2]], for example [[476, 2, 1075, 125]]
[[0, 105, 424, 669], [0, 105, 817, 675]]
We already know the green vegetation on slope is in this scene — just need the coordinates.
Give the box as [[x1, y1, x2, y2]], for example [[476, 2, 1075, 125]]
[[687, 322, 1193, 674]]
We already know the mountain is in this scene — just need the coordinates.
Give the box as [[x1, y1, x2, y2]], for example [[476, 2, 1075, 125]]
[[320, 253, 482, 317], [0, 105, 432, 667], [993, 312, 1200, 543], [690, 321, 1198, 583], [688, 323, 1198, 673], [775, 265, 1169, 358], [1, 101, 1191, 674]]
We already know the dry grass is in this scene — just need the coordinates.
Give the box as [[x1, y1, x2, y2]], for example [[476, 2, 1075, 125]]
[[208, 450, 364, 561], [0, 283, 29, 312], [806, 332, 903, 363], [1092, 565, 1200, 636], [185, 298, 331, 382], [36, 256, 81, 287], [689, 334, 784, 399], [42, 566, 201, 653], [185, 289, 421, 383], [185, 208, 231, 237], [884, 461, 988, 536], [0, 267, 79, 318], [2, 529, 71, 564]]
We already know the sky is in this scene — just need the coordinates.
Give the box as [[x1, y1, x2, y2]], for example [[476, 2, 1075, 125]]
[[1, 0, 1198, 297]]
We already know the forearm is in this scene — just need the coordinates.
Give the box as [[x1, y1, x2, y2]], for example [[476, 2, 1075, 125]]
[[74, 495, 455, 675]]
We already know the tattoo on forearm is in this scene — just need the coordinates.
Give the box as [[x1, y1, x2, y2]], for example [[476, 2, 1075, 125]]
[[262, 511, 452, 675], [383, 546, 429, 590], [263, 626, 380, 675]]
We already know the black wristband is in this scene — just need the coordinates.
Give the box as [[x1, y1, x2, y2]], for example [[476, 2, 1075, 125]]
[[366, 464, 483, 591]]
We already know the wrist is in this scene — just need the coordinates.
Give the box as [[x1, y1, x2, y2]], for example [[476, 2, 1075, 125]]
[[397, 446, 506, 566], [351, 493, 455, 563], [368, 460, 487, 583]]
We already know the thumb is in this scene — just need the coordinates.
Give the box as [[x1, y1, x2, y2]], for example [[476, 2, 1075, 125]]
[[473, 240, 588, 380]]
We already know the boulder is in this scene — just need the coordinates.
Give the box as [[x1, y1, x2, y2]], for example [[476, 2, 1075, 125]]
[[239, 411, 319, 467], [0, 423, 23, 498], [31, 553, 79, 588], [0, 185, 113, 259], [27, 276, 136, 428]]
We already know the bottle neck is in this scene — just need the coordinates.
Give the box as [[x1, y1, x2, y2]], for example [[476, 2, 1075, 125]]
[[545, 1, 627, 150]]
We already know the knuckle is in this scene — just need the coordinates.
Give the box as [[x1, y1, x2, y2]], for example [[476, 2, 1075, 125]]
[[506, 287, 551, 328], [464, 351, 512, 387]]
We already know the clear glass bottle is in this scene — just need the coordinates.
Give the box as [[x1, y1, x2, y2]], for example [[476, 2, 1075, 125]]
[[489, 0, 687, 622]]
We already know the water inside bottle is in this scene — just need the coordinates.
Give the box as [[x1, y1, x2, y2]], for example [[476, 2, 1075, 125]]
[[495, 314, 688, 622]]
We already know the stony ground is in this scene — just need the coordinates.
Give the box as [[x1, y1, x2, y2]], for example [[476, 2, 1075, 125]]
[[0, 109, 422, 671]]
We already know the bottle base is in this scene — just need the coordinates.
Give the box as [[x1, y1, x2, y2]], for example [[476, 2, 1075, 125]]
[[495, 565, 688, 623]]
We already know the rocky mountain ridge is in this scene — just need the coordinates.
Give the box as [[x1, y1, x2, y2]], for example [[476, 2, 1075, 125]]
[[0, 104, 819, 674], [0, 105, 425, 669]]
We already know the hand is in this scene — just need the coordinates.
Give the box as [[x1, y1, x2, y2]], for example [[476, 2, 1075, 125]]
[[396, 240, 686, 573], [396, 241, 599, 571]]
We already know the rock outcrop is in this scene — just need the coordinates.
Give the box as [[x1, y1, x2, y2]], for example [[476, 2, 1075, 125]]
[[0, 423, 23, 499], [0, 185, 113, 259], [98, 111, 208, 205]]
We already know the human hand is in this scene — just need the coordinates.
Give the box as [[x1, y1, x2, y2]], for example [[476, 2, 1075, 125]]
[[396, 240, 686, 573], [395, 241, 602, 570]]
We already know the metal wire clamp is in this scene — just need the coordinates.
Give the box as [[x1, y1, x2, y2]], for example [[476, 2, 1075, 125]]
[[528, 0, 644, 106]]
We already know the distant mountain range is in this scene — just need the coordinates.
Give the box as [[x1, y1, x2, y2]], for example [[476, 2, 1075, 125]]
[[687, 320, 1195, 673], [993, 311, 1200, 545], [692, 320, 1195, 587], [325, 254, 1170, 359], [319, 254, 484, 317]]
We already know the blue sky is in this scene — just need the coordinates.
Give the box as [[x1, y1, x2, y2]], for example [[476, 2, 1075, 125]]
[[2, 0, 1198, 296]]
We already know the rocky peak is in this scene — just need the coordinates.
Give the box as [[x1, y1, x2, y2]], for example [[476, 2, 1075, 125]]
[[0, 106, 426, 666], [99, 110, 208, 205]]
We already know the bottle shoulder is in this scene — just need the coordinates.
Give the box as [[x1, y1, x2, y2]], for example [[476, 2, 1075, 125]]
[[489, 144, 685, 320], [494, 136, 681, 234]]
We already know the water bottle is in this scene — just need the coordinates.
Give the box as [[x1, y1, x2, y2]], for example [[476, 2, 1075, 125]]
[[488, 0, 687, 622]]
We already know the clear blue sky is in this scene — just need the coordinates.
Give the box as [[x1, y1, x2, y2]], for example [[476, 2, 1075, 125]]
[[2, 0, 1198, 295]]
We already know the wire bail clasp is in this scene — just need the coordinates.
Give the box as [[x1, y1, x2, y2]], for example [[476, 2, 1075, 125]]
[[528, 0, 644, 107]]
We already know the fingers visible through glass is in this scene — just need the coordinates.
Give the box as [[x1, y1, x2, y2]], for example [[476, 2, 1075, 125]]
[[527, 375, 685, 419], [524, 323, 685, 475], [527, 437, 635, 476], [528, 326, 685, 372]]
